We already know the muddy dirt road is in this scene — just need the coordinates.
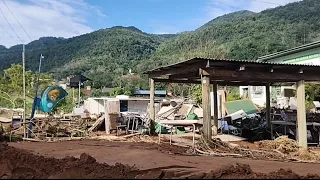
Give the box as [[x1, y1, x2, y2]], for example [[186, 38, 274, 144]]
[[9, 140, 320, 176]]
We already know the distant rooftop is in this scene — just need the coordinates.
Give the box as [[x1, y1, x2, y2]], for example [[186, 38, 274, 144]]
[[134, 90, 167, 95], [258, 41, 320, 62]]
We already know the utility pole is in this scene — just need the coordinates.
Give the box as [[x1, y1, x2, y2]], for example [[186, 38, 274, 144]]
[[22, 44, 26, 139]]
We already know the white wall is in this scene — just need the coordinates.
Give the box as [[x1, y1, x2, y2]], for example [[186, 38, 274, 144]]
[[210, 91, 222, 119], [239, 86, 266, 107], [239, 85, 295, 107], [84, 98, 106, 115]]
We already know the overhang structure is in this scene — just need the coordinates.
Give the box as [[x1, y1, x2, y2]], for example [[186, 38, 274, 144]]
[[144, 57, 320, 149]]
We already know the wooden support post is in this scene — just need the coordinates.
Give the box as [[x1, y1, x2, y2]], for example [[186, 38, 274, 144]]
[[202, 76, 212, 139], [296, 80, 307, 149], [149, 78, 155, 121], [213, 81, 218, 136], [266, 84, 271, 128], [220, 90, 227, 117], [104, 100, 110, 134]]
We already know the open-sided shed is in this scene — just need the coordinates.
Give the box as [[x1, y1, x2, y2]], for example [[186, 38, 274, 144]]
[[144, 57, 320, 149]]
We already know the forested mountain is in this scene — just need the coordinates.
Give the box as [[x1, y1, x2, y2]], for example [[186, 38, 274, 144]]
[[141, 0, 320, 71], [0, 26, 170, 88], [0, 0, 320, 91]]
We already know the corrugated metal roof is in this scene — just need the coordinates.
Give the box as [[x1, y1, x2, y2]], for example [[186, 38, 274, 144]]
[[144, 57, 320, 74], [258, 41, 320, 62], [192, 57, 320, 66]]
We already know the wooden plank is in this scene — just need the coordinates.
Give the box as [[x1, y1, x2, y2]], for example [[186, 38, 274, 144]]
[[88, 115, 105, 132], [22, 138, 42, 142], [123, 132, 141, 138]]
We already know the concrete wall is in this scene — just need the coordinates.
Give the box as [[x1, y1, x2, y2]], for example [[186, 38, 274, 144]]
[[84, 98, 107, 115]]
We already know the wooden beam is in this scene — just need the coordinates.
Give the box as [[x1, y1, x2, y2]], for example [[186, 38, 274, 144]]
[[149, 78, 155, 121], [199, 68, 320, 82], [148, 62, 207, 78], [169, 71, 199, 79], [265, 84, 271, 128], [202, 75, 212, 139], [212, 81, 218, 136], [296, 80, 307, 149], [153, 78, 269, 86]]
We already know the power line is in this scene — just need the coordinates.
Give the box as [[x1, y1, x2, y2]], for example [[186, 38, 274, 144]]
[[0, 3, 23, 43], [0, 22, 13, 39], [2, 0, 32, 42]]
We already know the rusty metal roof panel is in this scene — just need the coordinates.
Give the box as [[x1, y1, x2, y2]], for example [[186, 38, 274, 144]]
[[144, 57, 320, 75]]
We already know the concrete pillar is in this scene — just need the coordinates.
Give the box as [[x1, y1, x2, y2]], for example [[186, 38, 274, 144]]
[[149, 78, 155, 121], [213, 81, 218, 136], [202, 76, 211, 139], [266, 84, 271, 128], [296, 80, 307, 149]]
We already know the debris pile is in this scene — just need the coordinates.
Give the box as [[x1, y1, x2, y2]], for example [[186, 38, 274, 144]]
[[195, 135, 286, 161], [29, 116, 93, 139], [256, 136, 320, 162], [0, 144, 318, 179], [256, 136, 299, 154]]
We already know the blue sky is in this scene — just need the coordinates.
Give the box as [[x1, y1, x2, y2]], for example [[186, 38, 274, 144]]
[[85, 0, 211, 34], [0, 0, 301, 47]]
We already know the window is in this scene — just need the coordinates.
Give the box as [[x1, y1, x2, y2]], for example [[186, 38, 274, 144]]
[[251, 86, 263, 94]]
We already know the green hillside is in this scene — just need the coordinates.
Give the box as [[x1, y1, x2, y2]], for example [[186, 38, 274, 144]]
[[1, 0, 320, 91], [0, 27, 172, 88], [143, 0, 320, 70]]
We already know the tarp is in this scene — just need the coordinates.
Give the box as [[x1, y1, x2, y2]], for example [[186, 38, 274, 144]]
[[224, 99, 259, 115]]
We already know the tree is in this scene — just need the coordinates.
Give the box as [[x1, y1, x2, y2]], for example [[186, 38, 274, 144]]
[[0, 64, 53, 111]]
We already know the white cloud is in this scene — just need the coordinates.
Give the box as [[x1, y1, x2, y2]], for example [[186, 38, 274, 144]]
[[0, 0, 106, 48], [249, 0, 303, 12]]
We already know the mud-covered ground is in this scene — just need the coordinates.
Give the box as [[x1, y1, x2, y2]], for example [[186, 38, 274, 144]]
[[2, 140, 320, 179]]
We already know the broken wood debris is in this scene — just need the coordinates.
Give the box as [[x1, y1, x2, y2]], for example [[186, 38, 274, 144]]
[[88, 116, 105, 132]]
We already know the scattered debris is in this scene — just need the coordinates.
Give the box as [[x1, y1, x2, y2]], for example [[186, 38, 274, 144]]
[[195, 135, 287, 161], [87, 115, 105, 132]]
